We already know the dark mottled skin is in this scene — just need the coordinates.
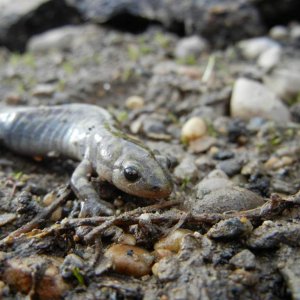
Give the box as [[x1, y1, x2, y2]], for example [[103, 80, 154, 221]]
[[0, 104, 173, 216]]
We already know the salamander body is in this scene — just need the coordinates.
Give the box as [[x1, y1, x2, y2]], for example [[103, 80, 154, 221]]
[[0, 104, 173, 216]]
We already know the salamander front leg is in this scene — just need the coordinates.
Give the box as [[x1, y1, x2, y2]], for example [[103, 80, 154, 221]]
[[70, 159, 114, 217]]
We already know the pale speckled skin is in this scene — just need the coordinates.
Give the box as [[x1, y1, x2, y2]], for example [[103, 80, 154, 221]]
[[0, 104, 173, 216]]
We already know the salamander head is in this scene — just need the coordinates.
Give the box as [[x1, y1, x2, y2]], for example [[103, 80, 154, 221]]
[[112, 147, 173, 199]]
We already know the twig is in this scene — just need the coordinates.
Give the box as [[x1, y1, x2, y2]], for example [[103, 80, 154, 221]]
[[83, 200, 181, 243], [61, 194, 299, 244], [0, 186, 71, 246]]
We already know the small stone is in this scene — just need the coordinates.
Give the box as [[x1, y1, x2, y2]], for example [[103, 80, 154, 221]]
[[5, 94, 22, 105], [125, 96, 144, 110], [272, 179, 298, 195], [0, 213, 17, 227], [60, 254, 85, 279], [194, 186, 265, 214], [104, 244, 154, 277], [2, 256, 69, 299], [269, 25, 289, 40], [154, 229, 193, 253], [213, 150, 235, 160], [247, 221, 300, 249], [238, 37, 279, 59], [188, 136, 216, 154], [230, 77, 291, 122], [181, 117, 207, 143], [257, 46, 282, 71], [229, 269, 259, 287], [264, 156, 294, 170], [196, 174, 233, 200], [290, 24, 300, 41], [217, 159, 243, 177], [207, 217, 253, 240], [174, 155, 198, 182], [229, 249, 256, 270], [32, 84, 56, 97], [174, 36, 208, 59], [264, 67, 300, 101], [291, 103, 300, 123], [117, 233, 136, 246], [151, 256, 179, 281]]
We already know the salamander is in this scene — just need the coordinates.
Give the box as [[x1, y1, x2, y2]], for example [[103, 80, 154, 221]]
[[0, 104, 173, 217]]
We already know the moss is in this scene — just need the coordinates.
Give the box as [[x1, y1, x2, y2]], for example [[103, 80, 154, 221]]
[[127, 44, 140, 62], [154, 32, 170, 49], [176, 55, 197, 66], [62, 61, 75, 75], [72, 267, 85, 286]]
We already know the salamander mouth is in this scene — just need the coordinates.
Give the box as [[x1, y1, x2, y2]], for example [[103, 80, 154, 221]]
[[136, 182, 173, 199]]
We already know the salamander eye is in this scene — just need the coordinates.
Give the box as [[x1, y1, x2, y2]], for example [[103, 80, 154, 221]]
[[124, 166, 139, 182]]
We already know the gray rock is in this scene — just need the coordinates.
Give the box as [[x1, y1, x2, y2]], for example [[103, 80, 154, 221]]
[[230, 77, 291, 123], [66, 0, 264, 47], [264, 67, 300, 102], [290, 23, 300, 41], [247, 220, 300, 249], [269, 25, 288, 40], [278, 246, 300, 300], [175, 36, 208, 59], [174, 155, 198, 182], [291, 103, 300, 123], [238, 37, 279, 59], [257, 46, 282, 71], [207, 217, 253, 240], [0, 0, 80, 50], [28, 25, 100, 53], [194, 185, 264, 214], [217, 159, 242, 177], [229, 249, 256, 269]]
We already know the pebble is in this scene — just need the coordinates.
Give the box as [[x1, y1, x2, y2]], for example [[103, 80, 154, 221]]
[[230, 77, 291, 123], [272, 179, 298, 195], [238, 37, 280, 59], [60, 254, 85, 279], [151, 256, 179, 281], [264, 156, 294, 170], [278, 246, 300, 300], [247, 221, 300, 249], [174, 36, 208, 59], [104, 244, 154, 277], [0, 213, 17, 227], [173, 155, 198, 182], [290, 24, 300, 41], [217, 159, 243, 177], [257, 46, 282, 71], [207, 217, 253, 240], [291, 103, 300, 122], [269, 25, 289, 40], [188, 136, 217, 154], [194, 185, 265, 214], [1, 256, 69, 299], [181, 117, 207, 143], [154, 229, 193, 253], [264, 67, 300, 101], [125, 95, 144, 110], [213, 150, 235, 160], [229, 249, 256, 270], [32, 84, 56, 97], [229, 269, 258, 287]]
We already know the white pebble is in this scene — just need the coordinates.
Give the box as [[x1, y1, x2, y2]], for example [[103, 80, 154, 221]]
[[181, 117, 207, 143]]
